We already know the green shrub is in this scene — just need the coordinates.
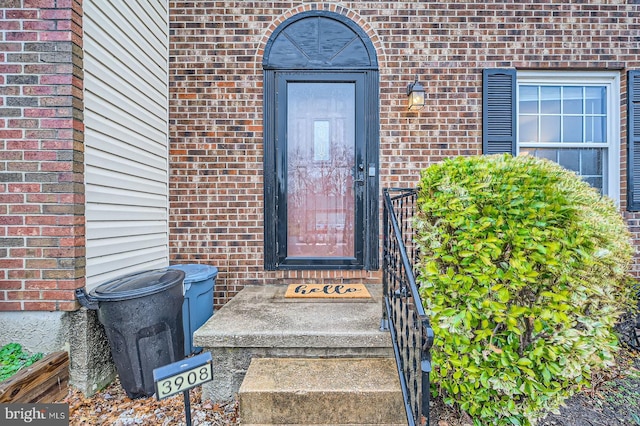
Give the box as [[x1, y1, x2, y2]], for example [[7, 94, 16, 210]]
[[0, 343, 43, 382], [414, 154, 637, 426]]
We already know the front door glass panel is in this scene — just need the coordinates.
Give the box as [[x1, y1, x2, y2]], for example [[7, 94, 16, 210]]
[[286, 82, 356, 258]]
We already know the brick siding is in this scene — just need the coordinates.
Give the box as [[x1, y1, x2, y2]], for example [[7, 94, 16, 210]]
[[169, 1, 640, 307], [0, 0, 84, 311], [2, 1, 639, 311]]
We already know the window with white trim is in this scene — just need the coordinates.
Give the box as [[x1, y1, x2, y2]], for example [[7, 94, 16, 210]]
[[516, 72, 620, 201]]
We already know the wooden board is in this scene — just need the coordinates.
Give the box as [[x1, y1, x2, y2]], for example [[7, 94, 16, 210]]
[[0, 351, 69, 403], [285, 284, 371, 299]]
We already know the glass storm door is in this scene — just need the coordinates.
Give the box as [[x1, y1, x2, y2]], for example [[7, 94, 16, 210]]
[[277, 73, 366, 268]]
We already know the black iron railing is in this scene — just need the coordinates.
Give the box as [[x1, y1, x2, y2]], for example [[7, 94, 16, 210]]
[[381, 188, 435, 426]]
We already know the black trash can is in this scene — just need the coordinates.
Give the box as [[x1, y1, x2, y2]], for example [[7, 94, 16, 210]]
[[76, 268, 185, 399]]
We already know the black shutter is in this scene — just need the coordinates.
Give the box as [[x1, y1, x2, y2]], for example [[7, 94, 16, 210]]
[[482, 69, 517, 155], [628, 70, 640, 211]]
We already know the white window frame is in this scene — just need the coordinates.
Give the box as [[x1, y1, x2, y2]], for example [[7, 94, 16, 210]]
[[516, 71, 620, 203]]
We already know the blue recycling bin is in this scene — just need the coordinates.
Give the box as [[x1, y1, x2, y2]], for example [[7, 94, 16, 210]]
[[168, 264, 218, 356]]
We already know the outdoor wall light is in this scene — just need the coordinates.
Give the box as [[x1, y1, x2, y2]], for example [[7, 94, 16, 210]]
[[407, 76, 425, 110]]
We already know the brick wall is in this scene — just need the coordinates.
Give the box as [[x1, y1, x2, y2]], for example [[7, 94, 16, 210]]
[[169, 0, 640, 307], [0, 0, 84, 311]]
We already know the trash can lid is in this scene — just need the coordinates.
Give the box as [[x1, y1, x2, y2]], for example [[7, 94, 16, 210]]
[[168, 264, 218, 284], [90, 268, 185, 302]]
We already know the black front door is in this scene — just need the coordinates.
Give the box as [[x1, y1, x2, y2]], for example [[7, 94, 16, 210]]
[[276, 73, 366, 269]]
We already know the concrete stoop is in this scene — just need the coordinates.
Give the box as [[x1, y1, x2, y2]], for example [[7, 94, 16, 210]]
[[194, 284, 395, 403], [238, 357, 406, 425]]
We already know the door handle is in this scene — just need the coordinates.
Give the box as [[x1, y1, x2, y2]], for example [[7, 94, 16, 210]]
[[355, 164, 365, 186]]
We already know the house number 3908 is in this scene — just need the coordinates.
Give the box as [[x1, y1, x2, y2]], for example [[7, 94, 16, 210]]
[[157, 365, 213, 399]]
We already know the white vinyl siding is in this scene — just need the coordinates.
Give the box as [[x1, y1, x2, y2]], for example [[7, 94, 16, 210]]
[[84, 0, 169, 289]]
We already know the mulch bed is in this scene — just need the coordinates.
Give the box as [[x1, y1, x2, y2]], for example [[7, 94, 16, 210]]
[[65, 381, 238, 425]]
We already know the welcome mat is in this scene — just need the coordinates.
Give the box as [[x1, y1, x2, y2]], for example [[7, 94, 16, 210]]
[[285, 284, 371, 299]]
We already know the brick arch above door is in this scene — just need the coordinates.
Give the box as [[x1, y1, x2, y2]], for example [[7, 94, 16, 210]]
[[262, 10, 378, 70], [255, 4, 386, 72]]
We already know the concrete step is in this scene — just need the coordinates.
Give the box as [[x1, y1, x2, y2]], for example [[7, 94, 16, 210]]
[[238, 357, 406, 425], [194, 284, 394, 402]]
